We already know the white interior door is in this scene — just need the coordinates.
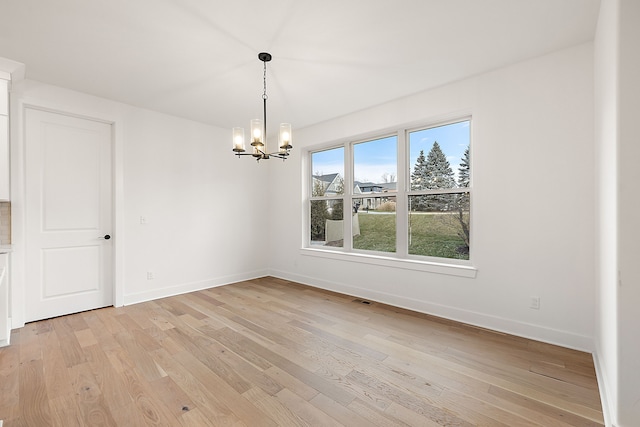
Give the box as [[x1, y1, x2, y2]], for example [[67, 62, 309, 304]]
[[25, 108, 113, 322]]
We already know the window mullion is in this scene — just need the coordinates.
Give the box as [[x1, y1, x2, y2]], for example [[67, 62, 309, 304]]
[[396, 130, 408, 258], [344, 141, 353, 251]]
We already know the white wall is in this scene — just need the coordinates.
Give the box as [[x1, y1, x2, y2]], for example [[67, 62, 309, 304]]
[[9, 79, 269, 326], [614, 1, 640, 425], [594, 0, 618, 423], [595, 1, 640, 425], [617, 1, 640, 423], [269, 43, 596, 351]]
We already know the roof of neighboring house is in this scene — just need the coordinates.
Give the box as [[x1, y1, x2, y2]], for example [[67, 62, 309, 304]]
[[313, 173, 339, 184], [354, 181, 397, 193]]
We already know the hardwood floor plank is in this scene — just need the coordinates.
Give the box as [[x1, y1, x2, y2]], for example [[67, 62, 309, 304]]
[[347, 398, 412, 427], [68, 362, 118, 425], [48, 394, 83, 427], [366, 331, 604, 423], [112, 325, 166, 382], [51, 316, 87, 368], [274, 388, 343, 427], [437, 389, 538, 427], [228, 331, 356, 406], [0, 277, 604, 426], [383, 402, 443, 427], [173, 349, 277, 426], [264, 365, 319, 401], [18, 322, 43, 364], [345, 369, 475, 426], [148, 375, 196, 419], [18, 359, 52, 426], [118, 362, 181, 426], [0, 333, 20, 422], [199, 325, 274, 371], [242, 386, 309, 426], [289, 318, 388, 361], [82, 310, 121, 353], [178, 406, 240, 427], [164, 327, 253, 395], [38, 325, 75, 399], [309, 392, 379, 427], [529, 361, 599, 390], [82, 343, 134, 413], [74, 328, 98, 348], [488, 385, 604, 426], [149, 347, 247, 425]]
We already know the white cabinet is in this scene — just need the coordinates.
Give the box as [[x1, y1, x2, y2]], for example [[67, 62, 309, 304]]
[[0, 253, 8, 347], [0, 78, 8, 200]]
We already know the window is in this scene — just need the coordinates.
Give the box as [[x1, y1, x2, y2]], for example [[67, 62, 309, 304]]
[[353, 136, 397, 253], [307, 118, 471, 264], [408, 122, 470, 259], [310, 147, 344, 247]]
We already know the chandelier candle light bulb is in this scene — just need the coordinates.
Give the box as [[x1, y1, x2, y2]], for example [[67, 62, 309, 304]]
[[250, 119, 263, 145], [232, 52, 292, 161], [279, 123, 292, 152], [232, 127, 245, 152]]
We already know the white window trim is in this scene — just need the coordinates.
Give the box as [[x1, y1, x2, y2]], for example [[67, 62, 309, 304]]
[[303, 116, 474, 276], [299, 247, 477, 278]]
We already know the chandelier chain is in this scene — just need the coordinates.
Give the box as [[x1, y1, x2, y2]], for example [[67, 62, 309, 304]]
[[262, 61, 268, 101]]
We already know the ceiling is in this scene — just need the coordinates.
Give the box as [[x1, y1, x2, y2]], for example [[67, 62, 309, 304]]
[[0, 0, 601, 134]]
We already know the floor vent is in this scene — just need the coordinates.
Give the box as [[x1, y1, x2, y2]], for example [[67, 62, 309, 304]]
[[353, 299, 372, 305]]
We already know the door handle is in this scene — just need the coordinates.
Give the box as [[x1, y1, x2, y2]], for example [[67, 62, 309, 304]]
[[99, 234, 111, 240]]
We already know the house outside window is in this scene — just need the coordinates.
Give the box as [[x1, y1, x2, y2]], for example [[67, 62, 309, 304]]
[[308, 118, 471, 263]]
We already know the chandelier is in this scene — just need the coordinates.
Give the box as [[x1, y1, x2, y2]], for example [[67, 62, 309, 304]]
[[232, 52, 292, 161]]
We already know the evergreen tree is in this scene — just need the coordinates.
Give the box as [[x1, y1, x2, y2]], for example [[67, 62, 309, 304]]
[[426, 142, 455, 211], [411, 142, 456, 211], [458, 146, 470, 188], [425, 142, 455, 190], [410, 150, 429, 211], [410, 150, 428, 190]]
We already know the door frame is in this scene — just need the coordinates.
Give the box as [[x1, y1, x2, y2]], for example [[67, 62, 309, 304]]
[[10, 97, 124, 329]]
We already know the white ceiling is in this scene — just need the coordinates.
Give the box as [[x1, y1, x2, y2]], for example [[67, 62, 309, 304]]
[[0, 0, 601, 134]]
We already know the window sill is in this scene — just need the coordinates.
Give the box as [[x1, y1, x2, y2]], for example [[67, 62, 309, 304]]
[[300, 247, 477, 278]]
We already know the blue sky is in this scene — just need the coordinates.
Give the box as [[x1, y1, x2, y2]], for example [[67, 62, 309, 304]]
[[311, 120, 470, 184], [409, 120, 470, 183]]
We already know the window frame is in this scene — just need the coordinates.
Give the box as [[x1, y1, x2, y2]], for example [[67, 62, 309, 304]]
[[302, 116, 476, 278]]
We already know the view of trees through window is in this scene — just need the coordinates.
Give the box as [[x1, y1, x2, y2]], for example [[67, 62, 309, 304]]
[[309, 119, 470, 261], [409, 121, 470, 259]]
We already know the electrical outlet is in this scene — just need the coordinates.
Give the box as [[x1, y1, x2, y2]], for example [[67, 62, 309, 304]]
[[147, 271, 154, 280], [530, 296, 540, 310], [140, 216, 147, 224]]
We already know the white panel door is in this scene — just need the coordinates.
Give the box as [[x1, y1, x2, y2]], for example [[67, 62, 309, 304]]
[[25, 108, 113, 322]]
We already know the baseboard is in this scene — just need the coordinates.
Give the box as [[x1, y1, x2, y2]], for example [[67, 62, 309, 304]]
[[0, 318, 9, 347], [592, 350, 614, 427], [269, 268, 593, 353], [123, 269, 268, 306]]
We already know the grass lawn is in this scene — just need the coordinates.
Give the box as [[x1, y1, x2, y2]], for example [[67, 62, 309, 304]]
[[353, 213, 396, 252], [352, 212, 469, 260]]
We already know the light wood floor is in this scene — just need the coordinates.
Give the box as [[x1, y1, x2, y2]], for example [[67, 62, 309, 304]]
[[0, 277, 604, 426]]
